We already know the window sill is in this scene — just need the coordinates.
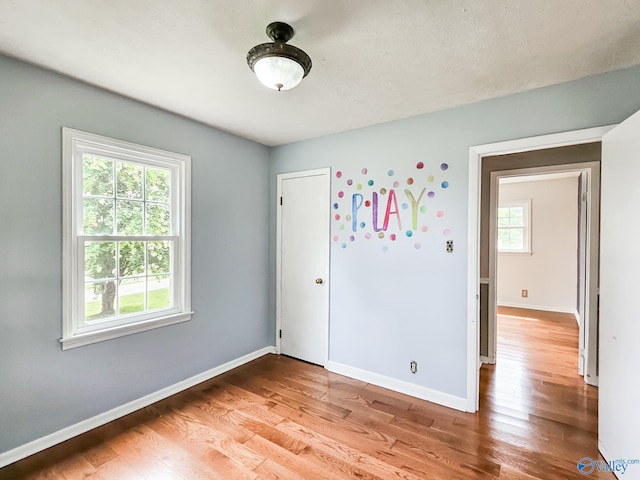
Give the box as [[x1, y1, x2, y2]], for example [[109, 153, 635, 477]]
[[60, 311, 194, 350], [498, 251, 533, 256]]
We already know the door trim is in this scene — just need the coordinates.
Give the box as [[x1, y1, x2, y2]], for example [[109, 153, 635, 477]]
[[276, 167, 331, 365], [466, 125, 614, 412]]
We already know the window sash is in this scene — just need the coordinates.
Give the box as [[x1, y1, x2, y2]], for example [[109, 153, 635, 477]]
[[77, 235, 180, 334]]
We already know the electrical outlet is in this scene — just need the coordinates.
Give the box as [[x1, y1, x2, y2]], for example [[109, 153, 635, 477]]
[[521, 289, 528, 298], [446, 240, 453, 253], [410, 360, 417, 374]]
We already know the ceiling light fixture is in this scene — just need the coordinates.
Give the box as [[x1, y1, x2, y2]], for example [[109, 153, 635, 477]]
[[247, 22, 312, 92]]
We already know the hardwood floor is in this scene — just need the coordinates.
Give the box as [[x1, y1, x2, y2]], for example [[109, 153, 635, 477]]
[[1, 307, 610, 479]]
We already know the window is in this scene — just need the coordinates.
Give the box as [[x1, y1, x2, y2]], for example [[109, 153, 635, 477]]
[[497, 200, 531, 253], [62, 128, 191, 349]]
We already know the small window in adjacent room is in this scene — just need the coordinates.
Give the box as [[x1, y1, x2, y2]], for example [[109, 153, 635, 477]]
[[497, 200, 531, 253], [62, 128, 192, 349]]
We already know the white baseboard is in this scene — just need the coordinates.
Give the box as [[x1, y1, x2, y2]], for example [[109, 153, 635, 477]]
[[479, 356, 494, 365], [497, 302, 577, 315], [325, 361, 468, 412], [0, 346, 276, 469], [598, 440, 622, 480]]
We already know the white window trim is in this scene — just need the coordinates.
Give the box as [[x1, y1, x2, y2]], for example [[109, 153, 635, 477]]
[[497, 200, 532, 254], [62, 128, 192, 349]]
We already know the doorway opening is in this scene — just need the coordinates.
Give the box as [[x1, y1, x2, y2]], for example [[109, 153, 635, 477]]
[[466, 125, 613, 412], [486, 163, 600, 382], [481, 167, 596, 414]]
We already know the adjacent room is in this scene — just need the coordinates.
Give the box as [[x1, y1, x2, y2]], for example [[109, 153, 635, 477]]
[[1, 1, 640, 478]]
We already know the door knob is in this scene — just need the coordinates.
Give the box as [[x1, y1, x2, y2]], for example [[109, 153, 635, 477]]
[[315, 278, 324, 284]]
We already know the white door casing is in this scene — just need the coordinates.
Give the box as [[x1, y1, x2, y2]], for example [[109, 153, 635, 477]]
[[577, 171, 588, 377], [599, 109, 640, 470], [276, 168, 330, 366], [467, 125, 614, 412]]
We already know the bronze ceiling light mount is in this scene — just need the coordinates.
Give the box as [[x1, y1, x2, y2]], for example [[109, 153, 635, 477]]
[[247, 21, 312, 91]]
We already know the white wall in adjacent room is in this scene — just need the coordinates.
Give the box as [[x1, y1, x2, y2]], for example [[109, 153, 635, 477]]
[[497, 176, 579, 313]]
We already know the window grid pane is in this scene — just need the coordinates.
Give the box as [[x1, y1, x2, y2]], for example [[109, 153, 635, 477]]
[[146, 166, 171, 203], [83, 155, 114, 197], [116, 200, 144, 235], [116, 162, 143, 200], [146, 203, 171, 235], [118, 278, 146, 316]]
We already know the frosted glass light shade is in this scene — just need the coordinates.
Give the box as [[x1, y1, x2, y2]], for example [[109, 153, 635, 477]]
[[247, 22, 312, 91], [253, 56, 304, 91]]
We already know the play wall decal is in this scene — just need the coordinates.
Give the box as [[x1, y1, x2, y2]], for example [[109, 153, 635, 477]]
[[332, 162, 451, 251]]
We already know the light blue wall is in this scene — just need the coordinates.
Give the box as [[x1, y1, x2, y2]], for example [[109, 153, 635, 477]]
[[0, 55, 271, 453], [269, 65, 640, 399]]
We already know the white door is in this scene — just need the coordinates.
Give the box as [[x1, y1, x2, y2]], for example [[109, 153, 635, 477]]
[[277, 168, 330, 366], [599, 109, 640, 471]]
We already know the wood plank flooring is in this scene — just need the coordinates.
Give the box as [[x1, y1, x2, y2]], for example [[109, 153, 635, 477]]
[[0, 307, 610, 479]]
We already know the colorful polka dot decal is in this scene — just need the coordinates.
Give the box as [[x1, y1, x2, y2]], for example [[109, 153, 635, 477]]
[[332, 161, 451, 251]]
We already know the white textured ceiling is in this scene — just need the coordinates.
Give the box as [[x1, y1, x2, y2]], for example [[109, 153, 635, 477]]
[[1, 1, 640, 146]]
